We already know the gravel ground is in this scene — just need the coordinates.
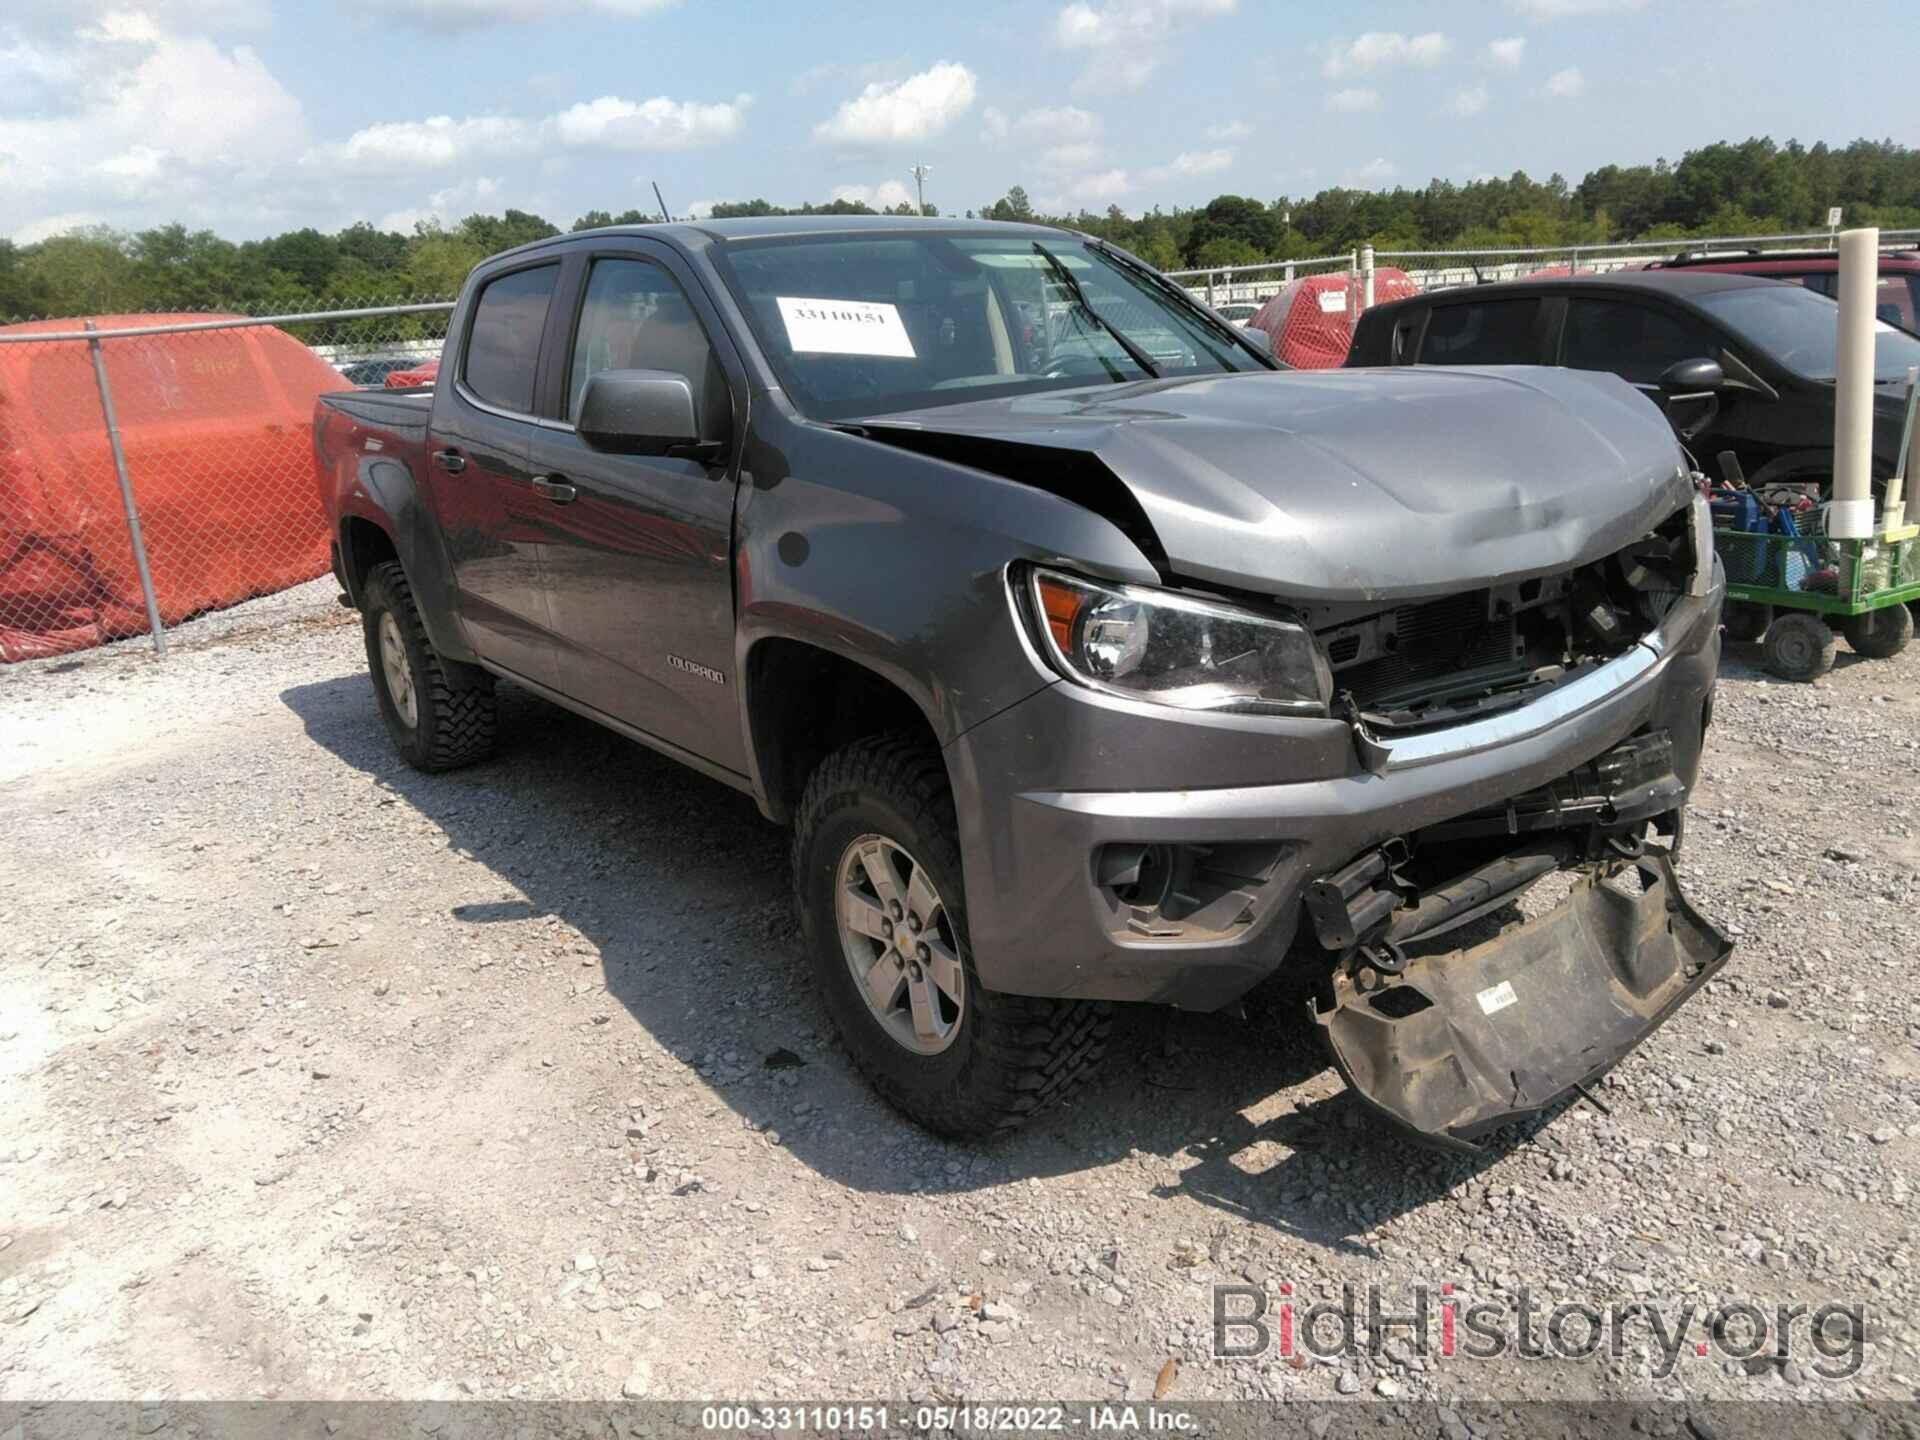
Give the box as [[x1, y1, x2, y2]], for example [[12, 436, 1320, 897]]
[[2, 608, 1917, 1409]]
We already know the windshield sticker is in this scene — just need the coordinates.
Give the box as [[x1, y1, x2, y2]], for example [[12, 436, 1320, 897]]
[[776, 297, 916, 358]]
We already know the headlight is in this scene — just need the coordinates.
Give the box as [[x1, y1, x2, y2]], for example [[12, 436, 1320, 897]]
[[1026, 567, 1332, 716]]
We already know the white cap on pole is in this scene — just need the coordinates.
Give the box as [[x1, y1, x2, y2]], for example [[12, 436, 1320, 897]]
[[1828, 226, 1879, 540]]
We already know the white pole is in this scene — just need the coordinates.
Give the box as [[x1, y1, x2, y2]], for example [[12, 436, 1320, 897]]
[[1828, 227, 1879, 540], [1360, 245, 1376, 312]]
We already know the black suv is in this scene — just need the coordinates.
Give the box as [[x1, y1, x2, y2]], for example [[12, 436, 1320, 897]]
[[1348, 270, 1920, 495]]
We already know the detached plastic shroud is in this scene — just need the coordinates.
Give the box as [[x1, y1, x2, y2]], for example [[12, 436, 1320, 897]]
[[1303, 732, 1733, 1153]]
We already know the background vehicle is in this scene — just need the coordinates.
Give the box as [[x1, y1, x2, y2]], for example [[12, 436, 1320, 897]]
[[1214, 302, 1260, 326], [1646, 246, 1920, 330], [1348, 270, 1920, 500], [313, 218, 1727, 1151], [338, 355, 428, 388]]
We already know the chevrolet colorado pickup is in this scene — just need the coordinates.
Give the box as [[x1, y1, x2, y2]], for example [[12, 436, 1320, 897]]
[[313, 217, 1730, 1150]]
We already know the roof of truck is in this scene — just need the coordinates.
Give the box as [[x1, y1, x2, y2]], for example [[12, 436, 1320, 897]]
[[506, 215, 1072, 258]]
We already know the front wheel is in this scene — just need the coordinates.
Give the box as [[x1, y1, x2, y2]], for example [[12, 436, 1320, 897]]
[[1842, 603, 1914, 659], [792, 734, 1110, 1137], [1762, 610, 1837, 682], [361, 561, 497, 771]]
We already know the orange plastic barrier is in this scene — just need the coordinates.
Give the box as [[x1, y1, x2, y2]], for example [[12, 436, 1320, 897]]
[[1249, 268, 1419, 369], [0, 316, 346, 661]]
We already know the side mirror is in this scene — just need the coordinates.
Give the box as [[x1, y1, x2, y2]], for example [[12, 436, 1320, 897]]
[[1658, 357, 1725, 393], [577, 368, 709, 455]]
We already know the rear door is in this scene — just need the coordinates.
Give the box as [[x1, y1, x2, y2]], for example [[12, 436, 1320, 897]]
[[426, 259, 566, 689], [525, 238, 749, 774], [1412, 295, 1549, 365]]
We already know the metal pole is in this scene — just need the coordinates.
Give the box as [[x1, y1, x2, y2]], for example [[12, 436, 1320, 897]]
[[1360, 245, 1375, 312], [84, 321, 166, 656]]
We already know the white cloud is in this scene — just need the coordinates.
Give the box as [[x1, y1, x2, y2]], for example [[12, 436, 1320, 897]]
[[830, 180, 916, 210], [1167, 147, 1231, 176], [980, 105, 1107, 174], [1063, 168, 1134, 203], [377, 176, 501, 234], [368, 0, 678, 29], [1509, 0, 1648, 16], [1344, 156, 1398, 188], [305, 115, 532, 176], [1445, 85, 1489, 117], [551, 93, 751, 150], [1205, 119, 1253, 141], [1322, 31, 1451, 78], [812, 61, 977, 146], [1486, 35, 1526, 66], [1544, 65, 1586, 97], [685, 199, 715, 220], [11, 210, 108, 245], [1055, 0, 1237, 93], [1325, 87, 1381, 113], [0, 16, 305, 227]]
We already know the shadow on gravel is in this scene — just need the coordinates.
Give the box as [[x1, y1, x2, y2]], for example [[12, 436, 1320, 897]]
[[282, 670, 1539, 1257]]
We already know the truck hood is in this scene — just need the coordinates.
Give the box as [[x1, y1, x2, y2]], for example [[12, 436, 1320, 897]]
[[861, 366, 1692, 601]]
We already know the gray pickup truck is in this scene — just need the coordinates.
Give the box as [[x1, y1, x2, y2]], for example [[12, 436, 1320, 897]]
[[313, 216, 1730, 1151]]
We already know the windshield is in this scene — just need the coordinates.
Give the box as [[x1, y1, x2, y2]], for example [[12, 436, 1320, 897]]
[[712, 231, 1270, 419], [1694, 283, 1920, 383]]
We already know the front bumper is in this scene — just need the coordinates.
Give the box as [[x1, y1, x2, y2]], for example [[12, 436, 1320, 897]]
[[1317, 851, 1731, 1152], [945, 584, 1722, 1010]]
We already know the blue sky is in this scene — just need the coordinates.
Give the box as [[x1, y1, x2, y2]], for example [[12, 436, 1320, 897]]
[[2, 0, 1915, 243]]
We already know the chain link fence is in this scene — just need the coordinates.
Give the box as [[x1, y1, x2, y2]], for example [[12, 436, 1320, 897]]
[[7, 225, 1920, 665], [0, 300, 453, 663], [1170, 227, 1920, 307]]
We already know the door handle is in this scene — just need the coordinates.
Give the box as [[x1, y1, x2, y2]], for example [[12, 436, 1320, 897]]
[[530, 475, 578, 504], [432, 448, 467, 474]]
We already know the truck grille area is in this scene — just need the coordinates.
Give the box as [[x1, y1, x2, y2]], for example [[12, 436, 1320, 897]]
[[1311, 507, 1698, 734], [1327, 590, 1524, 712]]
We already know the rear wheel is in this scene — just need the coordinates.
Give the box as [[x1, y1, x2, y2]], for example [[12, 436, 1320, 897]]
[[792, 734, 1110, 1137], [361, 561, 496, 771], [1761, 610, 1837, 682], [1842, 602, 1914, 659]]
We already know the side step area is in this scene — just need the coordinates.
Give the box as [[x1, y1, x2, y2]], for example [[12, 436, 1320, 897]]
[[1314, 853, 1732, 1153]]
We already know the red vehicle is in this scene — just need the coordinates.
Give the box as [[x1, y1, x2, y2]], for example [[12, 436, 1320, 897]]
[[1646, 247, 1920, 331], [383, 358, 440, 389]]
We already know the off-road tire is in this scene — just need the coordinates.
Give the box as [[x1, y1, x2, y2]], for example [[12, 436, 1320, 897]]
[[361, 561, 497, 772], [793, 733, 1110, 1137], [1842, 602, 1914, 660], [1761, 610, 1837, 682]]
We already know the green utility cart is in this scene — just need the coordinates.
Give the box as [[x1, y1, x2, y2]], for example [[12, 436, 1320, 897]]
[[1715, 525, 1919, 680]]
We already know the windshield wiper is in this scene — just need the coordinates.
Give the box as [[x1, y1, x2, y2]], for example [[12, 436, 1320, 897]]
[[1031, 241, 1160, 380]]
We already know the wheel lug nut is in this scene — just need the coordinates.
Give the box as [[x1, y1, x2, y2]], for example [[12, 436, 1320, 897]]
[[917, 944, 930, 962], [908, 963, 923, 981], [881, 919, 893, 937], [889, 901, 903, 920]]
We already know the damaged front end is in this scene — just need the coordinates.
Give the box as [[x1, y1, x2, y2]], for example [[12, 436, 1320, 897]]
[[1303, 731, 1732, 1153]]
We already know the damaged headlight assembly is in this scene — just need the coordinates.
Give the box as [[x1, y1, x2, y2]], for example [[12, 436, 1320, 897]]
[[1025, 567, 1333, 716]]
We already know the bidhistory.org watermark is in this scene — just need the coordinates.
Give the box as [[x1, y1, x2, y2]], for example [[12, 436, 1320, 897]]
[[1213, 1282, 1866, 1380]]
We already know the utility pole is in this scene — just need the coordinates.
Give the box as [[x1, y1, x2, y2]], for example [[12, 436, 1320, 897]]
[[909, 164, 932, 216]]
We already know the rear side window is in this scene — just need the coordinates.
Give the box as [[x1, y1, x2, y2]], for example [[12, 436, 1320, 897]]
[[1417, 300, 1539, 365], [464, 264, 559, 414], [1562, 298, 1720, 385]]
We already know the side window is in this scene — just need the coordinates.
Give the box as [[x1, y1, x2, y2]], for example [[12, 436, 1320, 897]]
[[1417, 300, 1539, 365], [463, 265, 559, 414], [1562, 298, 1720, 385], [568, 258, 725, 436]]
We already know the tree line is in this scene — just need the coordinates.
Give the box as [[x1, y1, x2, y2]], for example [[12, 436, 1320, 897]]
[[4, 136, 1918, 321]]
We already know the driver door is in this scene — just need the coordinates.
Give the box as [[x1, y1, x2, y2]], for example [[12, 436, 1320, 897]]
[[526, 242, 749, 775]]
